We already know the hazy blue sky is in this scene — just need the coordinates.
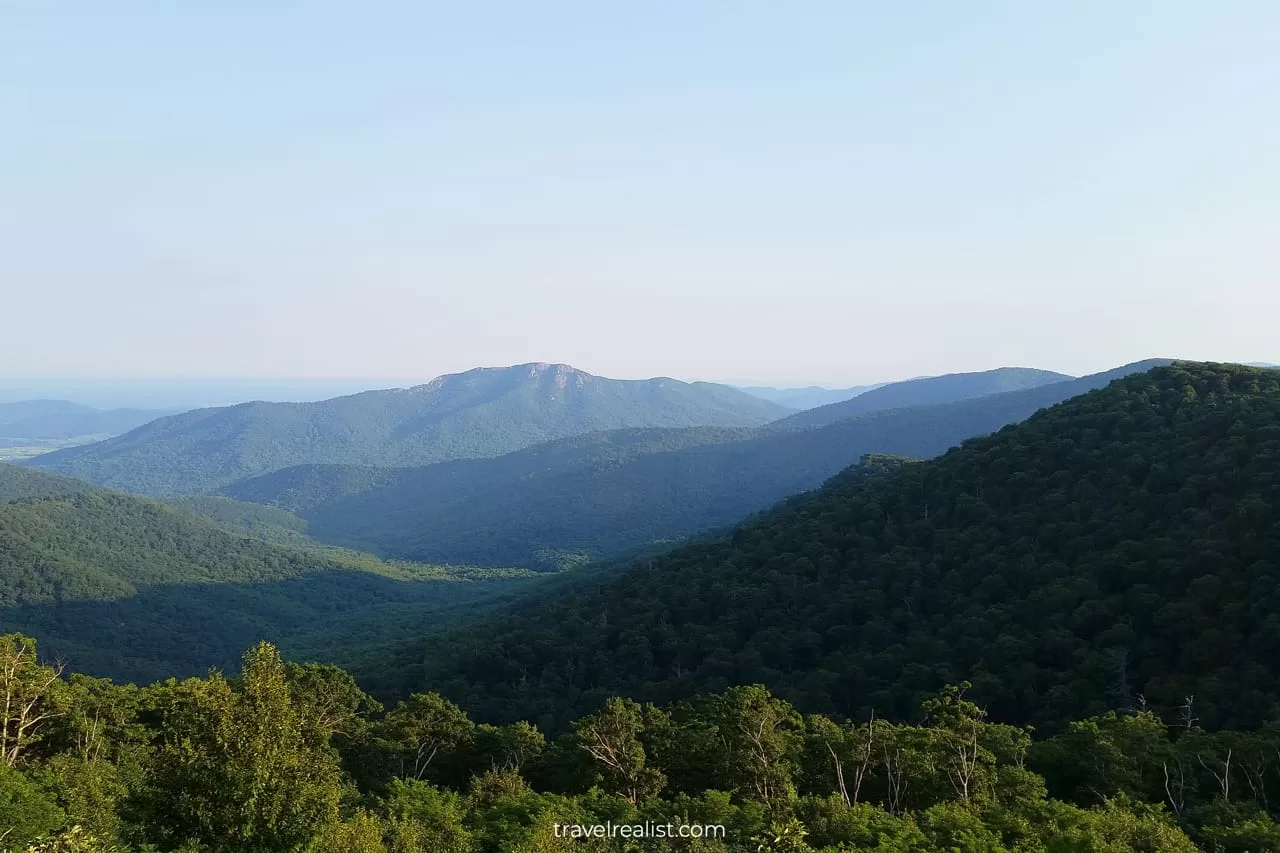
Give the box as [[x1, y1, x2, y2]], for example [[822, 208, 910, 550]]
[[3, 2, 1277, 386]]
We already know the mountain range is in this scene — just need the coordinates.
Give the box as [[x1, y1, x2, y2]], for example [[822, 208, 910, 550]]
[[6, 358, 1278, 745], [26, 363, 791, 494], [217, 361, 1167, 568], [402, 362, 1280, 735]]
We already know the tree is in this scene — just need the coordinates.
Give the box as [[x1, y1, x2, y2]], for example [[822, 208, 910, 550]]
[[1031, 711, 1171, 806], [1042, 795, 1199, 852], [380, 778, 472, 853], [469, 721, 546, 775], [311, 809, 388, 853], [284, 662, 381, 740], [922, 683, 996, 804], [375, 693, 474, 783], [36, 676, 149, 844], [0, 635, 65, 768], [754, 816, 814, 853], [0, 762, 64, 848], [699, 686, 803, 806], [804, 713, 879, 806], [573, 697, 666, 805], [143, 642, 343, 851]]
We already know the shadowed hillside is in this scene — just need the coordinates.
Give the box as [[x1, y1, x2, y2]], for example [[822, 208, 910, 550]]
[[224, 362, 1168, 568], [0, 466, 540, 682]]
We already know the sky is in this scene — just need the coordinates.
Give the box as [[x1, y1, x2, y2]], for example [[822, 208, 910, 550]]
[[2, 1, 1277, 388]]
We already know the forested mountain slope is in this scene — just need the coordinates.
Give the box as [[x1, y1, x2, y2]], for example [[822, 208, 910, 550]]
[[222, 426, 761, 567], [773, 366, 1074, 430], [407, 363, 1280, 734], [0, 472, 538, 683], [26, 363, 789, 494], [164, 493, 315, 546], [229, 362, 1168, 568], [221, 425, 756, 515], [0, 462, 99, 501]]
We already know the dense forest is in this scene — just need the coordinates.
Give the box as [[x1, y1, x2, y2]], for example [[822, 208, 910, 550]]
[[0, 467, 535, 683], [27, 365, 788, 495], [0, 467, 97, 503], [220, 426, 760, 569], [400, 363, 1280, 735], [6, 361, 1280, 851], [214, 363, 1167, 569], [5, 636, 1280, 852]]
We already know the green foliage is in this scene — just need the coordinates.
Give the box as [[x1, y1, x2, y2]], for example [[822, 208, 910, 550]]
[[410, 363, 1280, 733], [1, 635, 1255, 853], [140, 643, 344, 851], [375, 693, 476, 785], [573, 698, 666, 805], [163, 495, 311, 546], [1042, 796, 1200, 852], [310, 808, 388, 853], [381, 779, 473, 852], [0, 763, 64, 847], [12, 362, 1280, 852], [0, 480, 540, 683], [29, 364, 789, 495], [19, 825, 123, 853], [0, 464, 98, 503], [752, 816, 812, 853], [685, 686, 804, 806]]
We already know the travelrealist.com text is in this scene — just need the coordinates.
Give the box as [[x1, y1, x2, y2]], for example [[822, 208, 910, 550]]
[[553, 821, 727, 840]]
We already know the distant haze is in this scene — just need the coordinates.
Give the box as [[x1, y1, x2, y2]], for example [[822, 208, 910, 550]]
[[3, 4, 1278, 383], [0, 378, 420, 409]]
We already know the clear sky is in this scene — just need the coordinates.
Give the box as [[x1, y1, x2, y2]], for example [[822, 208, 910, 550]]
[[3, 2, 1277, 387]]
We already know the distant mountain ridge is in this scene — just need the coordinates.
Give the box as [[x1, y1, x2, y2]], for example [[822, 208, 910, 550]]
[[736, 383, 886, 410], [26, 363, 791, 494], [223, 360, 1170, 568], [773, 366, 1074, 430], [0, 399, 174, 441]]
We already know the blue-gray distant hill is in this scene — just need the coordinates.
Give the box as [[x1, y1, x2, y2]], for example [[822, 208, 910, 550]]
[[222, 360, 1170, 569], [26, 363, 791, 495], [772, 367, 1074, 430], [0, 399, 174, 441], [736, 383, 885, 410]]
